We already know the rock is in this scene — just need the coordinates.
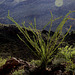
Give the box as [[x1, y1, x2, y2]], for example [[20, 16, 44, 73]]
[[0, 57, 25, 75]]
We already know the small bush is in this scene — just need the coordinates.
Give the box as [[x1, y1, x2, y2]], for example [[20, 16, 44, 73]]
[[57, 46, 75, 71]]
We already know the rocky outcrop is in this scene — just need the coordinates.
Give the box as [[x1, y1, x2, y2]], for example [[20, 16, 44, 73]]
[[0, 57, 25, 75]]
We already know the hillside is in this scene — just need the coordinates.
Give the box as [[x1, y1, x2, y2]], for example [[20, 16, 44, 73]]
[[0, 24, 75, 60]]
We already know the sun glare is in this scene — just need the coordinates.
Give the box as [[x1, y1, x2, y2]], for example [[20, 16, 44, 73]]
[[55, 0, 63, 7]]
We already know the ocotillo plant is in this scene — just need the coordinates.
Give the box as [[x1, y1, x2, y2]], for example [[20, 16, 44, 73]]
[[7, 10, 75, 70]]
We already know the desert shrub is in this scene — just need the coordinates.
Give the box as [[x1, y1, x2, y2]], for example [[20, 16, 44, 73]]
[[58, 46, 75, 59], [7, 10, 75, 70], [56, 46, 75, 70]]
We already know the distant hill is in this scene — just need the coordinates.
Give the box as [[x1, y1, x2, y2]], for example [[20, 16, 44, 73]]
[[0, 0, 75, 31]]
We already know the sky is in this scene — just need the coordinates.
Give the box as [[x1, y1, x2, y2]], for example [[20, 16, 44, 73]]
[[14, 0, 64, 7], [0, 0, 73, 7], [0, 0, 27, 4], [0, 0, 5, 4], [14, 0, 26, 3]]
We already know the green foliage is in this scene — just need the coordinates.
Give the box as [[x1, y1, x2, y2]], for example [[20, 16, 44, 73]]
[[12, 69, 24, 75], [58, 46, 75, 60], [0, 57, 7, 66], [0, 56, 11, 66], [58, 46, 75, 71], [7, 10, 75, 69]]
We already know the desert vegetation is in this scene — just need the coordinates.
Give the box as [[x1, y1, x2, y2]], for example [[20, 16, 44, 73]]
[[0, 11, 75, 75]]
